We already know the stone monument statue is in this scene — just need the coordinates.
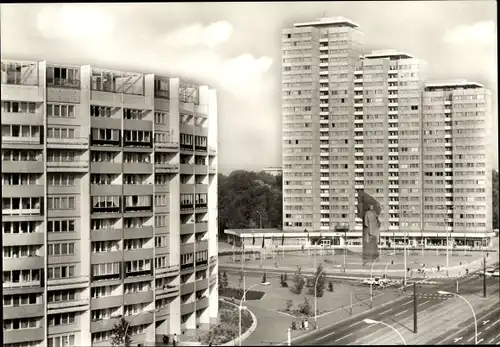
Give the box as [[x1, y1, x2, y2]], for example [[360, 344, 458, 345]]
[[356, 190, 381, 263]]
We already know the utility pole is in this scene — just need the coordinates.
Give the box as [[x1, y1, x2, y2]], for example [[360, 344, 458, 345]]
[[413, 281, 417, 333], [483, 256, 487, 298]]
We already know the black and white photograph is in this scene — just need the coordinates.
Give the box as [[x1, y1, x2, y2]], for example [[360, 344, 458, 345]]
[[0, 1, 498, 346]]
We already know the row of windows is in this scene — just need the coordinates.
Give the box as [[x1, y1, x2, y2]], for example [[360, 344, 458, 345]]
[[47, 242, 75, 256], [2, 101, 37, 113], [2, 150, 41, 161], [2, 173, 39, 185], [2, 125, 41, 138]]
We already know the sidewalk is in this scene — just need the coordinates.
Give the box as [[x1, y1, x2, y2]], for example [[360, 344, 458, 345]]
[[351, 286, 500, 345]]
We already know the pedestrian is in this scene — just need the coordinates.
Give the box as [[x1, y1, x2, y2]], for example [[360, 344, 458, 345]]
[[304, 318, 309, 330], [437, 265, 440, 272], [172, 334, 177, 347]]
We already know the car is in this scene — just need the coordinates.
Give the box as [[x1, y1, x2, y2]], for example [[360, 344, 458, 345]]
[[492, 270, 500, 277], [363, 278, 376, 285], [378, 278, 390, 285]]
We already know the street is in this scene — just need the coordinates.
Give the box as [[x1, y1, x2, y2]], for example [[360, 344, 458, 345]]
[[293, 274, 499, 345]]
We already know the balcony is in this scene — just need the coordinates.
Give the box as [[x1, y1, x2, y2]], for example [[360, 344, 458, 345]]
[[91, 250, 122, 264], [196, 296, 209, 310], [123, 226, 153, 239], [48, 275, 89, 290], [180, 203, 194, 212], [124, 290, 153, 306], [47, 299, 89, 312], [155, 264, 179, 276], [195, 145, 207, 153], [209, 273, 217, 286], [46, 137, 88, 149], [91, 229, 123, 241], [181, 301, 196, 315], [156, 284, 179, 297], [123, 248, 154, 262], [123, 184, 153, 196], [2, 161, 44, 173], [90, 162, 122, 174], [155, 162, 179, 173], [125, 311, 154, 327], [91, 294, 123, 310], [2, 184, 44, 198], [91, 316, 121, 333], [155, 141, 179, 151], [3, 256, 44, 271], [180, 163, 195, 174], [181, 282, 195, 295], [47, 77, 80, 89], [181, 243, 195, 254], [2, 136, 41, 146], [3, 232, 44, 246], [4, 327, 45, 344], [123, 163, 153, 174], [47, 161, 88, 172], [3, 304, 44, 319], [123, 139, 153, 149], [181, 223, 195, 235], [195, 221, 208, 233]]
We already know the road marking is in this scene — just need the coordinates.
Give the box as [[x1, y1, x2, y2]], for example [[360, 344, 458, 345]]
[[334, 333, 352, 342], [454, 337, 463, 343], [477, 338, 484, 344], [316, 331, 336, 340], [395, 309, 408, 317], [489, 338, 495, 343], [380, 308, 392, 315], [402, 300, 412, 306], [483, 320, 490, 325], [468, 336, 475, 343], [478, 331, 483, 336], [418, 300, 430, 307], [349, 321, 362, 328]]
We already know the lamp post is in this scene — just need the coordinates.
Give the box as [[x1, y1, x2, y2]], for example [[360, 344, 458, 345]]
[[370, 255, 381, 308], [438, 291, 478, 344], [241, 238, 246, 302], [240, 283, 269, 346], [313, 266, 327, 328], [363, 319, 406, 345], [123, 311, 154, 347], [384, 259, 394, 279]]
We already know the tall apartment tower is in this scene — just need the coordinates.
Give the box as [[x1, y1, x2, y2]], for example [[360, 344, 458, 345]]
[[281, 17, 493, 247], [1, 59, 219, 347], [282, 17, 364, 234], [422, 80, 493, 246], [354, 50, 429, 240]]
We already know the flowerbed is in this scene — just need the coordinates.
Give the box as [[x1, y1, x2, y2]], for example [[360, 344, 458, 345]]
[[198, 300, 253, 345], [219, 287, 265, 301]]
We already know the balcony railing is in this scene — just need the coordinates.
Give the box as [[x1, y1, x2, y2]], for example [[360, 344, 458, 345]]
[[47, 161, 88, 169], [124, 205, 153, 213], [47, 299, 88, 310], [48, 275, 89, 287], [181, 203, 194, 210], [2, 137, 41, 145], [47, 137, 88, 146], [155, 141, 178, 149], [196, 259, 208, 267], [181, 263, 194, 271], [125, 268, 153, 278], [2, 208, 41, 216], [46, 77, 81, 89], [3, 280, 41, 289], [195, 146, 207, 152]]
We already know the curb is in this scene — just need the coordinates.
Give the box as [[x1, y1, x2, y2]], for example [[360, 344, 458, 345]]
[[220, 300, 258, 346]]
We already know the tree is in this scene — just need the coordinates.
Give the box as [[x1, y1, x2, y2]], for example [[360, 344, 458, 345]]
[[299, 297, 311, 316], [309, 264, 326, 297], [222, 272, 229, 289], [292, 266, 305, 294], [284, 273, 288, 281], [218, 272, 223, 294], [285, 299, 293, 311], [328, 280, 334, 292], [262, 272, 267, 284], [111, 317, 131, 347]]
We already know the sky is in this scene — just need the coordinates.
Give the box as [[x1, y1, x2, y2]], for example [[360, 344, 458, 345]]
[[1, 1, 497, 174]]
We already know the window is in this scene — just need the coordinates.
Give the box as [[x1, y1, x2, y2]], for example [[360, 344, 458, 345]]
[[48, 334, 76, 347], [125, 259, 151, 273], [92, 241, 116, 253], [155, 215, 168, 227], [180, 194, 194, 207], [47, 313, 76, 326], [3, 294, 38, 307], [91, 128, 120, 142], [155, 111, 169, 124], [48, 174, 75, 186], [91, 151, 116, 163], [3, 318, 39, 330], [155, 236, 167, 248], [47, 242, 75, 256], [124, 281, 150, 294], [92, 196, 120, 211], [47, 196, 76, 210], [195, 193, 207, 206], [124, 152, 150, 163], [155, 174, 169, 185], [124, 195, 152, 210], [47, 220, 75, 233], [47, 290, 76, 303], [47, 103, 75, 117], [91, 285, 117, 298], [4, 245, 38, 258], [155, 132, 171, 144], [47, 66, 80, 88], [47, 127, 75, 139], [124, 238, 148, 250], [90, 105, 112, 118], [123, 108, 144, 120], [194, 136, 207, 149], [92, 263, 120, 276], [2, 173, 39, 185], [124, 130, 151, 143], [91, 174, 116, 185], [47, 150, 76, 162], [3, 221, 39, 234], [155, 194, 168, 206], [2, 197, 41, 214], [2, 125, 40, 138], [2, 101, 36, 114], [123, 174, 149, 185], [180, 133, 193, 147], [48, 265, 75, 279], [3, 269, 41, 284], [155, 256, 168, 269]]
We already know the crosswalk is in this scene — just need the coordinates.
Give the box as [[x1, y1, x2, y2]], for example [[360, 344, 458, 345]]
[[416, 293, 454, 299]]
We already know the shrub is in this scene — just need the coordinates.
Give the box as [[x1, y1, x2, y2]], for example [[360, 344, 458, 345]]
[[328, 280, 334, 292], [292, 266, 305, 294], [284, 273, 288, 281], [298, 297, 311, 316], [219, 287, 265, 301], [285, 299, 293, 311], [262, 272, 267, 283], [222, 272, 229, 289]]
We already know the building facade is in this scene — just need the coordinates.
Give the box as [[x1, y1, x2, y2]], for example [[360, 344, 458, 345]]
[[281, 17, 494, 247], [262, 167, 283, 176], [1, 59, 219, 347]]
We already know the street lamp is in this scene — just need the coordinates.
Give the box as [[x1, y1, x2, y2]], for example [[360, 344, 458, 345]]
[[123, 311, 155, 347], [313, 266, 328, 328], [256, 210, 263, 229], [370, 255, 381, 308], [363, 319, 406, 345], [438, 291, 478, 344], [239, 283, 269, 346], [384, 259, 394, 279]]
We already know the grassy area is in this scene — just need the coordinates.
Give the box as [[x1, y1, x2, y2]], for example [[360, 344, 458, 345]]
[[220, 287, 265, 301], [197, 300, 253, 345]]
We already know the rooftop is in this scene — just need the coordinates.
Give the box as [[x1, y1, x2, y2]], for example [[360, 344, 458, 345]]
[[364, 49, 414, 60], [294, 16, 360, 29], [425, 79, 484, 89]]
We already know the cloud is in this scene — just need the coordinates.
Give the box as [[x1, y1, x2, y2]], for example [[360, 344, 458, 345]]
[[164, 21, 233, 48], [36, 5, 115, 40], [443, 21, 496, 45]]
